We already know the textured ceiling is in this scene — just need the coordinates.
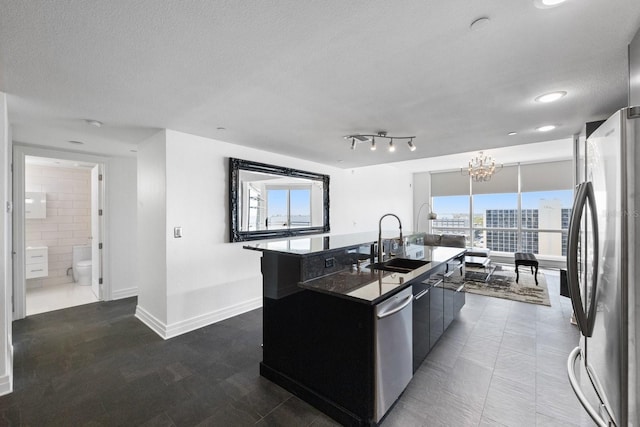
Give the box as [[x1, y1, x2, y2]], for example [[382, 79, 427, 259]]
[[1, 1, 639, 169]]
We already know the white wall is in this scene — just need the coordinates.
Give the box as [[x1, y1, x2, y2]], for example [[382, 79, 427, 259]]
[[108, 157, 138, 299], [330, 166, 414, 234], [0, 92, 12, 395], [136, 129, 414, 338], [135, 131, 168, 329]]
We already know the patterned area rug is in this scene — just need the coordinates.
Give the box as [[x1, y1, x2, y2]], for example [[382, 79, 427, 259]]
[[451, 265, 551, 306]]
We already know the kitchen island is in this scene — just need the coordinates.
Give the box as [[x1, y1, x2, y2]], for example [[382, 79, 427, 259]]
[[245, 233, 465, 426]]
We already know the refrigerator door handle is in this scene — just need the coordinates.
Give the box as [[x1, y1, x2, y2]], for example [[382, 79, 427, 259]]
[[567, 346, 615, 427], [566, 181, 599, 337]]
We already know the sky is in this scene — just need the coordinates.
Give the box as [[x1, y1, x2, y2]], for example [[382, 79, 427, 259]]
[[267, 189, 311, 216]]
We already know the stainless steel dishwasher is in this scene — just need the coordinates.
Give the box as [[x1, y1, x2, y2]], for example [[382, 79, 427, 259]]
[[374, 286, 413, 422]]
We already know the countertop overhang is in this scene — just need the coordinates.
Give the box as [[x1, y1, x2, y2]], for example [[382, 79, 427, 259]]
[[244, 231, 466, 304]]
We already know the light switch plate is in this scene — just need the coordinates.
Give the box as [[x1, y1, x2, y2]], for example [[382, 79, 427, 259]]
[[174, 227, 182, 238]]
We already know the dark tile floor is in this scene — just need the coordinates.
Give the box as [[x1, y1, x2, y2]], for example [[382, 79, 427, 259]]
[[2, 270, 592, 426]]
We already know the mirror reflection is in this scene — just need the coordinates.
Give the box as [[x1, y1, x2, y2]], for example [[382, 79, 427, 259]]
[[229, 158, 330, 242]]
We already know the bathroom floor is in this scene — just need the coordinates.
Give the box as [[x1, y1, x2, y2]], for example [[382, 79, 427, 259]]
[[26, 281, 98, 316]]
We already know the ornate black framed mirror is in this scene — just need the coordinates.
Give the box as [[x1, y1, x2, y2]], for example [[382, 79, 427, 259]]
[[229, 158, 330, 242]]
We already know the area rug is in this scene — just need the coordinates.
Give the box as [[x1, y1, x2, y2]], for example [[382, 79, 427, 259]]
[[451, 265, 551, 306]]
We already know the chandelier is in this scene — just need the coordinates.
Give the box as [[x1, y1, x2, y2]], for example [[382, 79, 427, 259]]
[[465, 151, 502, 182], [344, 131, 416, 152]]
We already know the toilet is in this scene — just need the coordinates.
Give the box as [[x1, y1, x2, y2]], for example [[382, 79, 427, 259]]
[[72, 245, 92, 286]]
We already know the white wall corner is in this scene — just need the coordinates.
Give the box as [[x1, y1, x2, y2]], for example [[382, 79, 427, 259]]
[[134, 305, 169, 340], [0, 92, 12, 395]]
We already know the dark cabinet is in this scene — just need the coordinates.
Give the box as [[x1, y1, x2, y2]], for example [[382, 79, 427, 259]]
[[429, 277, 444, 349], [412, 283, 430, 373], [445, 254, 466, 323], [454, 287, 465, 314], [443, 259, 459, 330], [443, 280, 454, 330], [258, 245, 467, 425]]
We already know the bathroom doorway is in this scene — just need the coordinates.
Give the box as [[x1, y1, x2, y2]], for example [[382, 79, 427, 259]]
[[13, 146, 108, 318]]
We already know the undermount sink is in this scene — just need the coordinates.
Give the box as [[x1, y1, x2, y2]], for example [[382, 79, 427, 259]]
[[371, 258, 429, 273]]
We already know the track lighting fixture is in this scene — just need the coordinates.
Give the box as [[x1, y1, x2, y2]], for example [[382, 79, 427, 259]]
[[343, 131, 416, 153]]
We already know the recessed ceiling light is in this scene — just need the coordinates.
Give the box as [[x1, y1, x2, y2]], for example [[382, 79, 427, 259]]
[[536, 125, 556, 132], [68, 140, 85, 145], [85, 119, 103, 128], [130, 149, 138, 153], [534, 0, 567, 8], [470, 16, 490, 31], [535, 91, 567, 103], [508, 132, 517, 136], [216, 127, 226, 130]]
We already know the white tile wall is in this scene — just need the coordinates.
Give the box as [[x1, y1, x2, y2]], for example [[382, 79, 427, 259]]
[[25, 165, 92, 288]]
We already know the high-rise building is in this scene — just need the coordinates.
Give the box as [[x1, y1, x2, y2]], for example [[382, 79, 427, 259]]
[[485, 209, 538, 253], [432, 200, 570, 255], [483, 200, 569, 255]]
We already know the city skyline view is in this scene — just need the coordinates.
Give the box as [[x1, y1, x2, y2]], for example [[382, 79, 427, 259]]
[[431, 190, 573, 256]]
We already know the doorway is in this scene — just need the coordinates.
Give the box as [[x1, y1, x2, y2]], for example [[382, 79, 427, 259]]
[[13, 146, 108, 319]]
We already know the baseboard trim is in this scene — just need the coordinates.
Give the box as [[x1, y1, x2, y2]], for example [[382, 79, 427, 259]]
[[164, 297, 262, 339], [135, 297, 263, 340], [0, 343, 13, 396], [134, 305, 169, 339], [0, 373, 12, 396], [111, 287, 138, 300]]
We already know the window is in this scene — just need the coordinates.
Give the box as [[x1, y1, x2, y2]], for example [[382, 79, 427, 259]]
[[430, 160, 573, 257], [471, 166, 518, 252], [520, 161, 573, 256], [266, 186, 312, 230], [431, 171, 471, 245]]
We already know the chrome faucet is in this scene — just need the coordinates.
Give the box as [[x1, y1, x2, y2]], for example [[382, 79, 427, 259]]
[[378, 213, 403, 262]]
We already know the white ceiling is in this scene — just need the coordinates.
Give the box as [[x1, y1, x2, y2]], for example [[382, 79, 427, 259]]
[[1, 1, 639, 170]]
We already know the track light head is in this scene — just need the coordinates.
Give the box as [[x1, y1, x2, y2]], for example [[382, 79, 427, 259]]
[[408, 139, 416, 151]]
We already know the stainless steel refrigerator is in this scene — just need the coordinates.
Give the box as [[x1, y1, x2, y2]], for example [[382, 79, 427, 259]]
[[566, 106, 639, 426]]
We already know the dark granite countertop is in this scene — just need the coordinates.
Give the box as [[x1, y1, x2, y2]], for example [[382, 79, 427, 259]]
[[299, 246, 465, 304], [243, 232, 379, 256]]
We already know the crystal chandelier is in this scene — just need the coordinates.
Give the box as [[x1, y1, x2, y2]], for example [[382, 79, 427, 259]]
[[465, 151, 502, 182]]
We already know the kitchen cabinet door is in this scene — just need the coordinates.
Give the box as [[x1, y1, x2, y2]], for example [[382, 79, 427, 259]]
[[429, 281, 444, 349], [412, 283, 430, 373]]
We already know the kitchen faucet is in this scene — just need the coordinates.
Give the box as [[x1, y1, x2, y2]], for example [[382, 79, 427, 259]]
[[378, 213, 403, 262]]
